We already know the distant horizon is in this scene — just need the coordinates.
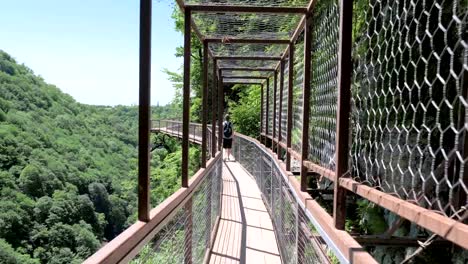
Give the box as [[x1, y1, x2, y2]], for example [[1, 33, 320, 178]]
[[0, 0, 182, 106]]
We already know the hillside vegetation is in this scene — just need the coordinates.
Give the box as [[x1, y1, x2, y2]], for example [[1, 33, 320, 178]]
[[0, 50, 199, 263]]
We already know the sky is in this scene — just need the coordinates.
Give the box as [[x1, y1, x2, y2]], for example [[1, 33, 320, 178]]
[[0, 0, 182, 106]]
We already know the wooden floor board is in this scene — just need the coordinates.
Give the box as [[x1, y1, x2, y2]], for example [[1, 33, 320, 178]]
[[209, 161, 281, 264]]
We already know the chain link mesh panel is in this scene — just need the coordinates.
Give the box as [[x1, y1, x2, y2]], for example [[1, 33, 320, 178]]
[[292, 39, 305, 153], [351, 0, 468, 220], [193, 13, 302, 40], [209, 43, 288, 57], [308, 0, 339, 171], [268, 77, 275, 136], [130, 157, 222, 263], [222, 69, 272, 78], [233, 136, 330, 263], [217, 59, 278, 69], [184, 0, 309, 7], [262, 85, 267, 134], [281, 55, 290, 144]]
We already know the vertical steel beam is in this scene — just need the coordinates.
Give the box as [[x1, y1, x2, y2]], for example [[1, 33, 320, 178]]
[[201, 40, 208, 168], [218, 69, 223, 151], [278, 60, 285, 156], [286, 44, 295, 171], [273, 70, 278, 152], [211, 59, 217, 157], [300, 16, 313, 192], [334, 0, 353, 229], [184, 199, 193, 264], [183, 9, 193, 263], [266, 78, 270, 141], [261, 84, 264, 137], [182, 8, 191, 188], [138, 0, 151, 222]]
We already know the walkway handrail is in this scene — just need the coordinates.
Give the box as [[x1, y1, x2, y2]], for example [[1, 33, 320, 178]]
[[85, 152, 222, 263], [232, 132, 377, 264], [154, 122, 376, 263]]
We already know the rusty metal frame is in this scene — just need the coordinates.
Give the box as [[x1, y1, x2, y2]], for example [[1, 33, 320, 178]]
[[222, 76, 269, 80], [285, 44, 294, 171], [333, 0, 353, 230], [211, 58, 217, 157], [222, 82, 264, 85], [277, 59, 285, 156], [138, 0, 152, 222], [272, 70, 278, 151], [265, 78, 270, 137], [186, 4, 307, 14], [205, 38, 290, 44], [182, 8, 192, 188], [216, 56, 282, 60], [300, 14, 312, 192], [130, 0, 468, 262], [219, 67, 276, 71], [201, 40, 208, 168], [218, 69, 223, 151], [261, 84, 264, 135]]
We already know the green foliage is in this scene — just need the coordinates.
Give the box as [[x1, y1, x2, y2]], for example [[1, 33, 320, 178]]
[[0, 50, 200, 263], [0, 239, 39, 264], [356, 200, 388, 234], [228, 85, 261, 137]]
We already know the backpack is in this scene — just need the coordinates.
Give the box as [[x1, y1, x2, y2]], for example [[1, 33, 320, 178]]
[[223, 121, 233, 138]]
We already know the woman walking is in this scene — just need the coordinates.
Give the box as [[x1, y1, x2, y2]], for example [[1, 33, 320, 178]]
[[223, 114, 234, 161]]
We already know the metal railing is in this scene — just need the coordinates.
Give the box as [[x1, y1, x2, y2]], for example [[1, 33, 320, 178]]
[[85, 152, 223, 264], [262, 0, 468, 251], [152, 120, 217, 159], [233, 133, 375, 264]]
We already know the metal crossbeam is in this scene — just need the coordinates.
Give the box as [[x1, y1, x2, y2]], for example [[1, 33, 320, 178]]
[[186, 4, 308, 14], [220, 67, 276, 71], [216, 56, 282, 60], [222, 76, 268, 79], [205, 38, 291, 44]]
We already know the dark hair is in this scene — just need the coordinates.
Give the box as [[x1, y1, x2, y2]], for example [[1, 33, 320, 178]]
[[225, 114, 230, 121]]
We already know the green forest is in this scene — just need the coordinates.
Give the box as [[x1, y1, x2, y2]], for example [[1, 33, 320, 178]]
[[0, 49, 204, 263]]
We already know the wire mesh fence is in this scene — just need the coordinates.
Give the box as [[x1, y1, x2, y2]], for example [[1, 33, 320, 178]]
[[307, 0, 339, 172], [292, 39, 305, 153], [130, 156, 222, 264], [268, 77, 275, 136], [350, 0, 468, 220], [281, 56, 290, 145], [193, 13, 302, 40], [233, 135, 330, 264]]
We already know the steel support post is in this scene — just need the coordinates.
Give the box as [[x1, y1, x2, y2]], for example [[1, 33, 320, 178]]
[[184, 198, 193, 264], [260, 84, 264, 137], [273, 70, 278, 152], [218, 69, 223, 152], [138, 0, 151, 222], [334, 0, 353, 229], [211, 59, 217, 157], [202, 40, 208, 168], [278, 60, 285, 157], [286, 44, 295, 171], [182, 10, 194, 261], [266, 78, 270, 143], [300, 15, 313, 192], [206, 174, 212, 249], [182, 8, 192, 188]]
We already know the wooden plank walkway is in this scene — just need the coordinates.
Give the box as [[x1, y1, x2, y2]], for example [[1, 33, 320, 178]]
[[209, 160, 281, 264]]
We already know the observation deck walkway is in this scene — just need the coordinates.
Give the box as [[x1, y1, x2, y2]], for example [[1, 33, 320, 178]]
[[152, 123, 282, 263], [210, 160, 281, 264]]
